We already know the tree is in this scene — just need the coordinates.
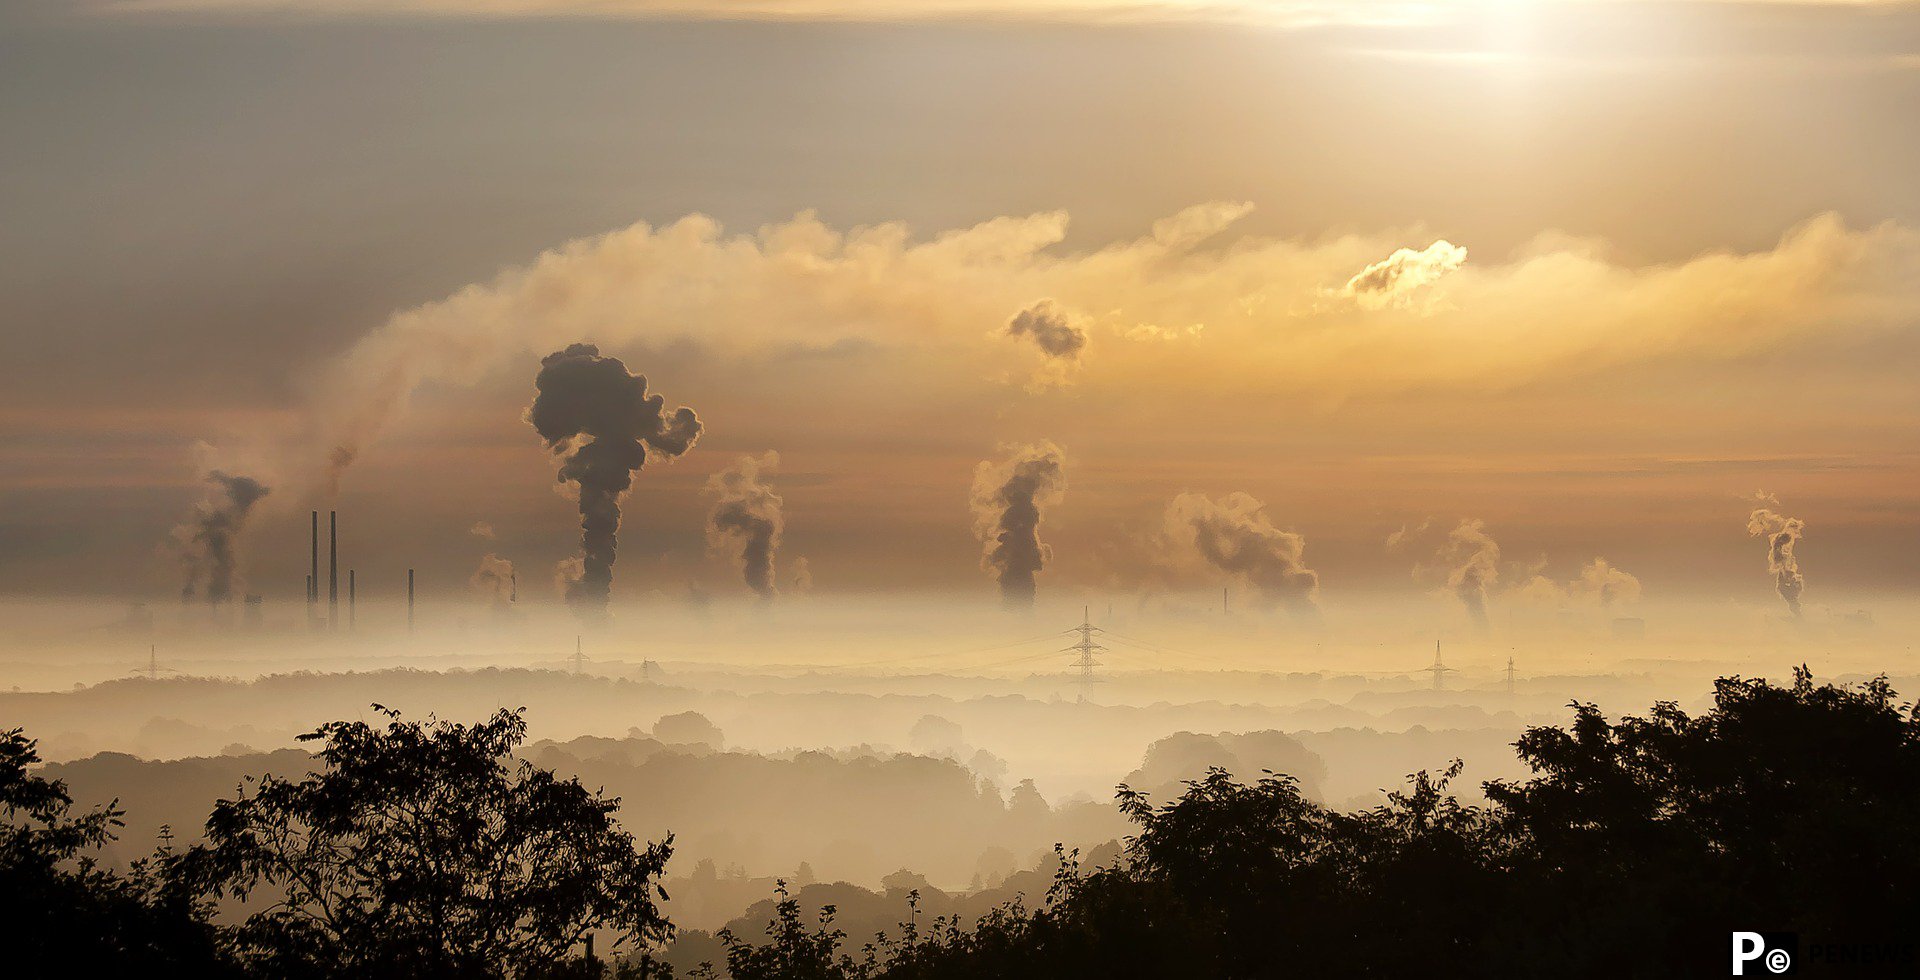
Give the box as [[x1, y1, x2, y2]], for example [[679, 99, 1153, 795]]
[[0, 728, 235, 977], [180, 707, 673, 979]]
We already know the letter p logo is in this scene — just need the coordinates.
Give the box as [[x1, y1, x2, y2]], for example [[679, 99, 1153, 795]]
[[1733, 932, 1766, 975]]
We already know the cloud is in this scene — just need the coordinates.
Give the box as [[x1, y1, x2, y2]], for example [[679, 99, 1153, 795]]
[[1162, 491, 1319, 618], [1339, 239, 1467, 309], [195, 203, 1918, 499], [469, 521, 496, 539]]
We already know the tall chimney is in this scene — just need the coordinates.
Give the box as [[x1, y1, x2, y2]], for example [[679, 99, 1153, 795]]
[[309, 511, 319, 607], [407, 568, 415, 632], [328, 511, 338, 631], [349, 569, 356, 629]]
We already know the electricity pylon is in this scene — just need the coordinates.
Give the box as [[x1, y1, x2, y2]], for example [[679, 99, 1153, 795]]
[[1064, 607, 1105, 703]]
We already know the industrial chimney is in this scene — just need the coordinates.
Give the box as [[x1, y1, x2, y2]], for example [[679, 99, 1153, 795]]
[[407, 568, 415, 632], [328, 511, 339, 631]]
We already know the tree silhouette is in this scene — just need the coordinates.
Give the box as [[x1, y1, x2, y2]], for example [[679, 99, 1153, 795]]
[[0, 727, 234, 977], [178, 707, 673, 979]]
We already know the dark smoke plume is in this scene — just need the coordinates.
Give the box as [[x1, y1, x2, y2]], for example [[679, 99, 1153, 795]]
[[705, 452, 785, 600], [1747, 505, 1806, 616], [1164, 492, 1318, 618], [175, 471, 271, 604], [970, 443, 1067, 608], [1005, 300, 1088, 388], [527, 343, 702, 619], [1006, 300, 1088, 360], [1443, 518, 1500, 633]]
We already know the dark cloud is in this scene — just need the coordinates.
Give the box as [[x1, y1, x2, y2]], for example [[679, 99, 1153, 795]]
[[528, 343, 702, 620], [970, 442, 1067, 608]]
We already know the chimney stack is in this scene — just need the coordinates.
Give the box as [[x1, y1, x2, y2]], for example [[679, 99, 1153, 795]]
[[349, 569, 356, 629], [309, 511, 319, 608], [407, 568, 415, 633], [328, 511, 339, 631]]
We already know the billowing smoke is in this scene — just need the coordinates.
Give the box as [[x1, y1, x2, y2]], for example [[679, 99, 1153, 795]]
[[1747, 505, 1806, 616], [174, 471, 271, 604], [1006, 299, 1088, 360], [469, 521, 496, 539], [1341, 240, 1466, 309], [1004, 300, 1088, 389], [527, 343, 702, 619], [1163, 492, 1318, 618], [1576, 557, 1642, 607], [1443, 519, 1500, 632], [470, 554, 516, 610], [970, 442, 1068, 608], [705, 452, 785, 600]]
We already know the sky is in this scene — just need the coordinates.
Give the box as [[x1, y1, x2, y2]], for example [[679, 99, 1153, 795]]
[[1, 0, 1917, 614]]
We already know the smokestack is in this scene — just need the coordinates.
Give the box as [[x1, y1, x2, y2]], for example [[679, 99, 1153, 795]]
[[407, 568, 415, 632], [349, 569, 356, 629], [328, 511, 338, 631], [309, 511, 319, 607]]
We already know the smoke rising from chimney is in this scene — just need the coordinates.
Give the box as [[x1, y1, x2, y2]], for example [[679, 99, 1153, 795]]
[[705, 452, 785, 600], [174, 471, 271, 604], [527, 343, 702, 620], [1747, 504, 1806, 616], [970, 442, 1067, 608], [1163, 491, 1319, 618], [1443, 519, 1500, 633], [471, 554, 516, 609]]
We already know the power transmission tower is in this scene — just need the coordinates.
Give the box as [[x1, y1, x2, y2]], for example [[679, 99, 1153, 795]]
[[1063, 606, 1105, 703], [1505, 654, 1517, 696], [1427, 639, 1456, 691], [572, 635, 587, 675], [135, 645, 177, 682]]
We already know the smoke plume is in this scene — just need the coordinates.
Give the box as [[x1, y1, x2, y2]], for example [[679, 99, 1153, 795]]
[[1163, 492, 1318, 618], [527, 343, 702, 619], [1443, 519, 1500, 632], [970, 442, 1068, 608], [1005, 299, 1088, 378], [1576, 557, 1642, 607], [470, 554, 516, 609], [175, 471, 271, 604], [1747, 505, 1806, 616], [705, 452, 785, 600]]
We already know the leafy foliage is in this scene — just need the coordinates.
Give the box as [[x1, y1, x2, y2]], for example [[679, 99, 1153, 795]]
[[178, 706, 673, 979], [711, 667, 1920, 979]]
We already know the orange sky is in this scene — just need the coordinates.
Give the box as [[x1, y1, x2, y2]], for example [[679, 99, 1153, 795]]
[[0, 0, 1916, 608]]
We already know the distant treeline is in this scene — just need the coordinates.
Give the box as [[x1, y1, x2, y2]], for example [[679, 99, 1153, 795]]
[[4, 668, 1916, 978]]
